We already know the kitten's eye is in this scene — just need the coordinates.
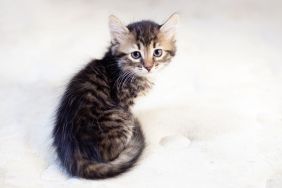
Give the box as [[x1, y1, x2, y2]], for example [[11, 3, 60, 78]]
[[131, 51, 141, 59], [153, 49, 163, 57]]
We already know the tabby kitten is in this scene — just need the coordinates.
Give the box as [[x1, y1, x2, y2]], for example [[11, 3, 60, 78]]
[[53, 13, 178, 179]]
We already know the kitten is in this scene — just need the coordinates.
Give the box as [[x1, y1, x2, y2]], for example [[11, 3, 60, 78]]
[[53, 13, 178, 179]]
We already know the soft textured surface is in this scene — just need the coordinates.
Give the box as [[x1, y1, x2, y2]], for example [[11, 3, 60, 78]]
[[1, 0, 282, 187]]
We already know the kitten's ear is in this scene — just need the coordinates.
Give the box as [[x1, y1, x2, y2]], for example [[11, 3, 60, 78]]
[[160, 13, 179, 39], [109, 15, 129, 43]]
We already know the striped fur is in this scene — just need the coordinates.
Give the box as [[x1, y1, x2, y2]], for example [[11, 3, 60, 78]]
[[53, 14, 178, 179]]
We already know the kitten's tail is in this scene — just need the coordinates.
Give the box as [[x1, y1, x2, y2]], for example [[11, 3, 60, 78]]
[[78, 125, 145, 179]]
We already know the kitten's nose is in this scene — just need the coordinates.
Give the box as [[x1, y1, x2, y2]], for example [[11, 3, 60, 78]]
[[144, 65, 153, 72]]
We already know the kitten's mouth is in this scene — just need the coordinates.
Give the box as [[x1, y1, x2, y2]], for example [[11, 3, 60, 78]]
[[134, 70, 152, 77], [137, 71, 158, 83]]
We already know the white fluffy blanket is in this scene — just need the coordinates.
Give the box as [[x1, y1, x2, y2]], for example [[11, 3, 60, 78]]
[[0, 0, 282, 187]]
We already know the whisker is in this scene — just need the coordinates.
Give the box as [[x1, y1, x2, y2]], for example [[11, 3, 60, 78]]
[[120, 71, 131, 89]]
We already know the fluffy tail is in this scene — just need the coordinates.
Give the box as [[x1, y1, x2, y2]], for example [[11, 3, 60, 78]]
[[77, 125, 145, 179]]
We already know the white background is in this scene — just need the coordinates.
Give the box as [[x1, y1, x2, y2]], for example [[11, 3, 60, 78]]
[[0, 0, 282, 187]]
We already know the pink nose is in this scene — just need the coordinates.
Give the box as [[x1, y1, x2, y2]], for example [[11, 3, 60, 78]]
[[144, 66, 153, 72]]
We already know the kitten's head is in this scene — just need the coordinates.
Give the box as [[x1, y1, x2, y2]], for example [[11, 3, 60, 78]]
[[109, 14, 179, 76]]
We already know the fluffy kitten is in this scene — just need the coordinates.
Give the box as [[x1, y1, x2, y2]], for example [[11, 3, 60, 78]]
[[53, 13, 178, 179]]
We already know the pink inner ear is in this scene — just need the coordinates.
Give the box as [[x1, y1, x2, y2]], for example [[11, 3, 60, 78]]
[[109, 16, 129, 43], [160, 14, 179, 39]]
